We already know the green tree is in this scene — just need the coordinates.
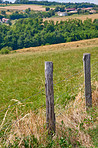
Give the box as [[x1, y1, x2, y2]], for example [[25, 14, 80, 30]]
[[25, 8, 31, 13], [46, 7, 50, 11], [55, 6, 60, 12], [60, 6, 65, 12], [7, 20, 12, 25], [1, 10, 6, 15]]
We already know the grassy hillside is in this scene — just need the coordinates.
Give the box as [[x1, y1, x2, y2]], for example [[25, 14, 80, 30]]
[[0, 39, 98, 147], [0, 38, 98, 115]]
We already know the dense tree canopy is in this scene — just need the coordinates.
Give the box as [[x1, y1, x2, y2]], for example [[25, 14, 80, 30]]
[[0, 18, 98, 50]]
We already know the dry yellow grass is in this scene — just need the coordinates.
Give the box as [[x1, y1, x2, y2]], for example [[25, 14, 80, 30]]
[[0, 4, 45, 11], [16, 38, 98, 53], [6, 11, 12, 15], [3, 82, 98, 147], [44, 13, 98, 22]]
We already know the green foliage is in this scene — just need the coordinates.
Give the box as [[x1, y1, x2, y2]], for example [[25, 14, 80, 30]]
[[9, 12, 27, 19], [14, 0, 97, 9], [5, 135, 39, 148], [59, 137, 72, 148], [7, 19, 12, 25], [60, 6, 65, 12], [88, 125, 98, 147], [0, 18, 98, 50], [1, 10, 6, 15], [25, 8, 31, 13], [0, 46, 12, 54], [46, 7, 50, 11], [57, 93, 75, 107], [0, 14, 3, 19]]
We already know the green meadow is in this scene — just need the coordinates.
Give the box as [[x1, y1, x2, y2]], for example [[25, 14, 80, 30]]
[[0, 45, 98, 122], [0, 42, 98, 147]]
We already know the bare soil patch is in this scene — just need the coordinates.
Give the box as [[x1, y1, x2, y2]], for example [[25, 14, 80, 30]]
[[0, 4, 45, 11]]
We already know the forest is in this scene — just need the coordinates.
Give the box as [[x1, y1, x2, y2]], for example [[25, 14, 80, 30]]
[[0, 18, 98, 50]]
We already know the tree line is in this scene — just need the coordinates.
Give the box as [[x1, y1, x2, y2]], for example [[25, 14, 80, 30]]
[[14, 0, 97, 8], [0, 18, 98, 50]]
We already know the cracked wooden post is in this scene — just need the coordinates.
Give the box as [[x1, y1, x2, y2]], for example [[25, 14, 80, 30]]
[[83, 53, 92, 111], [45, 61, 55, 135]]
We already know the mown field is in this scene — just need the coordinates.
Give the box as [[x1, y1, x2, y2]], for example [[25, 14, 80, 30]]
[[0, 38, 98, 147], [44, 13, 98, 22], [0, 4, 45, 11]]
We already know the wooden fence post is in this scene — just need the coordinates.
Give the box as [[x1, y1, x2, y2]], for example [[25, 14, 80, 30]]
[[83, 53, 92, 111], [45, 61, 55, 135]]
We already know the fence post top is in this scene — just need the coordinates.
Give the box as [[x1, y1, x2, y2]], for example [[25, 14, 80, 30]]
[[45, 61, 53, 68], [83, 53, 90, 56], [83, 53, 90, 61], [45, 61, 53, 64]]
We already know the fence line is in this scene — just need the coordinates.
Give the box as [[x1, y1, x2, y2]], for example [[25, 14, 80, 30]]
[[0, 58, 97, 137], [2, 73, 96, 131], [0, 89, 45, 113], [0, 61, 97, 113], [56, 73, 98, 118], [0, 104, 45, 132], [54, 61, 98, 86]]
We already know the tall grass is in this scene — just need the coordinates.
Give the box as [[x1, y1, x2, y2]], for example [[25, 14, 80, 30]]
[[0, 44, 98, 147], [0, 46, 98, 124]]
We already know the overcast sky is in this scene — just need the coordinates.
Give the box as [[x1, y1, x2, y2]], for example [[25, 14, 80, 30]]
[[6, 0, 98, 5]]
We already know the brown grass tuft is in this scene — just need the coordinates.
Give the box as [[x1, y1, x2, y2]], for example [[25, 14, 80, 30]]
[[2, 82, 98, 147]]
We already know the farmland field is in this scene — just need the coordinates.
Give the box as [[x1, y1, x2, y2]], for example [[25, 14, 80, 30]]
[[0, 4, 45, 11], [44, 13, 98, 22]]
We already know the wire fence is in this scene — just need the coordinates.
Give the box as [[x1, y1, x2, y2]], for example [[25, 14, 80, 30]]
[[0, 57, 98, 146], [0, 61, 97, 114]]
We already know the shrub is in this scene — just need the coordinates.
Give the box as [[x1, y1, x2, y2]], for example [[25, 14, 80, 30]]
[[0, 46, 12, 54]]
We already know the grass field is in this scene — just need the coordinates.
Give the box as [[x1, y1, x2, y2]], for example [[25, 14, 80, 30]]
[[0, 4, 45, 11], [44, 13, 98, 22], [0, 38, 98, 118], [0, 38, 98, 147]]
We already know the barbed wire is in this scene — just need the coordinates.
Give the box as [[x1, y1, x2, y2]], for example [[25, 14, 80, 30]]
[[0, 104, 45, 133], [56, 73, 98, 117], [1, 81, 84, 132], [91, 61, 98, 66], [54, 69, 83, 85], [54, 61, 98, 86], [0, 89, 45, 113], [0, 73, 97, 140], [0, 62, 97, 122], [55, 82, 84, 102]]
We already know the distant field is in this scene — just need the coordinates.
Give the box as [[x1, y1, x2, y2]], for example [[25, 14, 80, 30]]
[[0, 4, 45, 11], [44, 13, 98, 22]]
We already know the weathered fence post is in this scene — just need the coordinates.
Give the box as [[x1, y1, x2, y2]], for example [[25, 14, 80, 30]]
[[45, 61, 55, 135], [83, 53, 92, 111]]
